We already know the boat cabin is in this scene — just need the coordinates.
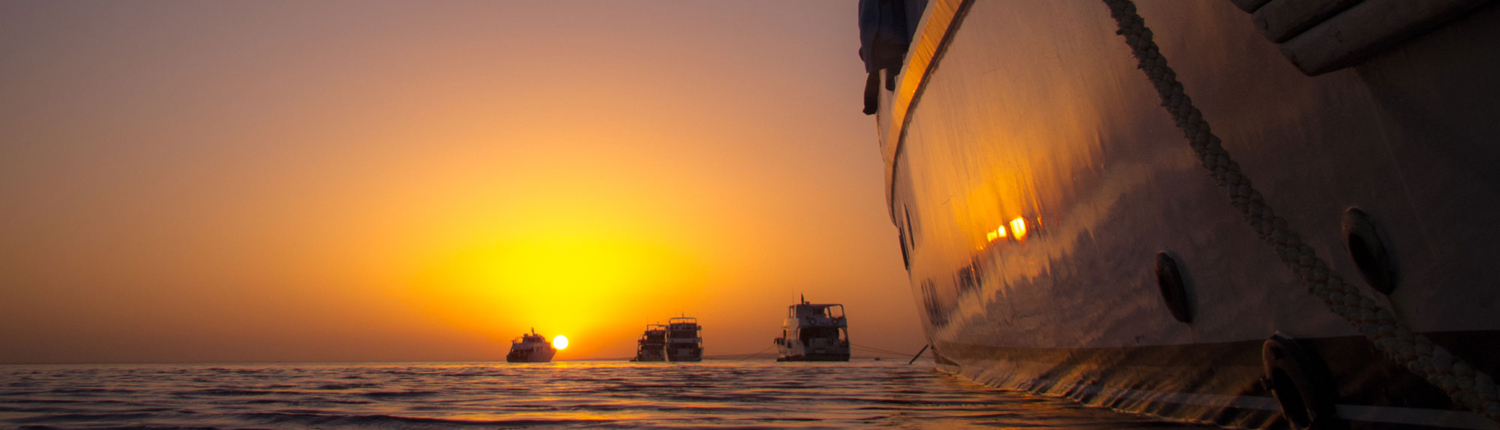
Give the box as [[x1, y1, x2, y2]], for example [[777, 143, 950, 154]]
[[633, 324, 668, 362], [776, 299, 850, 361], [665, 316, 703, 362], [506, 327, 556, 363]]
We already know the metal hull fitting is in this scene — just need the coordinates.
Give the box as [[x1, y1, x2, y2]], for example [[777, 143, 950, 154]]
[[876, 1, 1500, 429]]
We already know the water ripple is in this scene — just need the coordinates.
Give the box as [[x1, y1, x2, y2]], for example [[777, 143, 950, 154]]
[[0, 361, 1212, 429]]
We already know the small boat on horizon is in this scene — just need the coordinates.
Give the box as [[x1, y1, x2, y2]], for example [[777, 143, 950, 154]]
[[631, 324, 667, 362], [665, 316, 703, 362], [505, 328, 556, 363], [775, 296, 849, 362]]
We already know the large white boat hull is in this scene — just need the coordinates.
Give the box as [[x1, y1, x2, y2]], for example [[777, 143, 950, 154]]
[[878, 1, 1500, 428]]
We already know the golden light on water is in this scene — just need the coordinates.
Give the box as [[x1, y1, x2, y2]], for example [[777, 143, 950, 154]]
[[553, 335, 569, 350]]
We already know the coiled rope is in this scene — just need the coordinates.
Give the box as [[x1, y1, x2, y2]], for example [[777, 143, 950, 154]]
[[1099, 0, 1500, 423]]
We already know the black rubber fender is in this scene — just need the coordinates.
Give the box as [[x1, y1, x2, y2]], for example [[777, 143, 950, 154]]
[[1263, 333, 1346, 430]]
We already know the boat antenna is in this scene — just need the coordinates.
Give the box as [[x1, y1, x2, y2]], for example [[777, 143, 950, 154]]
[[801, 293, 806, 304]]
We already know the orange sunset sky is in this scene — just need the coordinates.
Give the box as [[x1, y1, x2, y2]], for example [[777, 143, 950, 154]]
[[0, 1, 924, 363]]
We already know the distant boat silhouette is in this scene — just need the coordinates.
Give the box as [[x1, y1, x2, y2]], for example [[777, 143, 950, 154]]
[[775, 296, 849, 362], [665, 316, 702, 362], [631, 324, 667, 362], [506, 328, 555, 363]]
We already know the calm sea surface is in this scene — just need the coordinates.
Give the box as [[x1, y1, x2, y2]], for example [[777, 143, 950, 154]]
[[1, 360, 1211, 429]]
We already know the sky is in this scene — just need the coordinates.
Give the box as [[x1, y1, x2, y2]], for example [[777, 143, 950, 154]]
[[0, 1, 924, 364]]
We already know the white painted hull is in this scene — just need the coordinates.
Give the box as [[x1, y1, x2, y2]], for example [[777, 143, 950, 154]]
[[878, 1, 1500, 428]]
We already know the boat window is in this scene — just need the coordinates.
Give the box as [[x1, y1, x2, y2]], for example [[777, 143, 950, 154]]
[[900, 205, 912, 248], [899, 205, 913, 270], [800, 326, 841, 339], [898, 229, 910, 269], [903, 206, 913, 250], [826, 305, 845, 319]]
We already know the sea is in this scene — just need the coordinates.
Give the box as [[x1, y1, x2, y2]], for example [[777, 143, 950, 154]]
[[0, 360, 1213, 429]]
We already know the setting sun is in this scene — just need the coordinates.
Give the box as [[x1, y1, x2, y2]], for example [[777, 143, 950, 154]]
[[0, 0, 923, 367], [553, 335, 569, 350]]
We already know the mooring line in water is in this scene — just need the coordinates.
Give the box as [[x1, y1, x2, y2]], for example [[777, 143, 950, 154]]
[[1100, 0, 1500, 422], [850, 343, 924, 361], [849, 343, 911, 356], [908, 345, 930, 365]]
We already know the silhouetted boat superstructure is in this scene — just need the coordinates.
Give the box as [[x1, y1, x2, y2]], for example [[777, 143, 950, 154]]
[[632, 324, 667, 362], [775, 297, 850, 362], [864, 0, 1500, 428], [505, 328, 556, 363], [665, 317, 703, 362]]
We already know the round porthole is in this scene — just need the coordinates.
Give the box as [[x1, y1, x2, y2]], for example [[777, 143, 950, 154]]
[[1154, 252, 1193, 323], [1341, 208, 1398, 295]]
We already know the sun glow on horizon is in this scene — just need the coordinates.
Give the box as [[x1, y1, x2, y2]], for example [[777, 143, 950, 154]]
[[553, 335, 569, 350], [407, 223, 709, 358], [0, 1, 936, 365]]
